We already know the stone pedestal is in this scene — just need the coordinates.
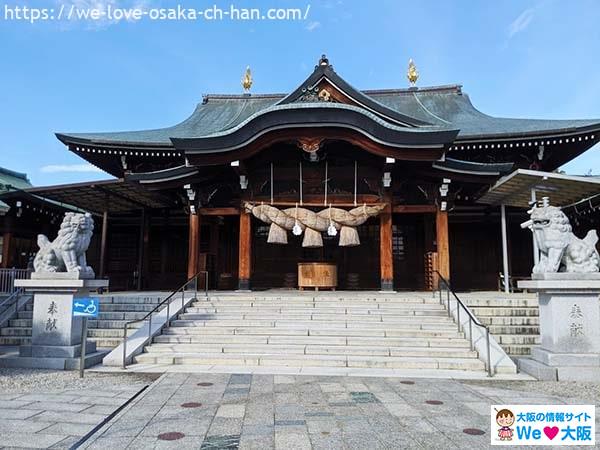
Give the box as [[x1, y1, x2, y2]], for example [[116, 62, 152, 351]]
[[518, 274, 600, 381], [8, 274, 109, 370]]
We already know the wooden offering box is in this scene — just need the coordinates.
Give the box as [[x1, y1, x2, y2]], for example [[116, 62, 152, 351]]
[[298, 263, 337, 291]]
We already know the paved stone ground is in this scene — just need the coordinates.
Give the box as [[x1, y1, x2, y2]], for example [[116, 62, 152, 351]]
[[82, 373, 600, 449], [0, 370, 154, 449]]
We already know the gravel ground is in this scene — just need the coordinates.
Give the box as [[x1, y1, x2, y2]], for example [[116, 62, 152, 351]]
[[0, 368, 157, 394], [465, 380, 600, 403]]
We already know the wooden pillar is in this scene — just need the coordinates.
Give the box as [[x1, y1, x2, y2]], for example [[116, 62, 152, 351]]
[[187, 212, 200, 279], [436, 208, 450, 282], [136, 209, 147, 291], [238, 211, 252, 291], [1, 232, 12, 269], [98, 211, 108, 279], [379, 202, 394, 291]]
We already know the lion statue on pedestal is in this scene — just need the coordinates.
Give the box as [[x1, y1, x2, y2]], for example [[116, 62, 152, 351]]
[[521, 203, 599, 273], [33, 212, 95, 278]]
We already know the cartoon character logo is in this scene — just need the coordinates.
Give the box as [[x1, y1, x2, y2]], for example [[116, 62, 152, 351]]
[[496, 408, 515, 441]]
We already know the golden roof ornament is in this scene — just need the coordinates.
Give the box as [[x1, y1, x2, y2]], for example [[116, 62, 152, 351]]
[[242, 66, 253, 93], [407, 59, 419, 87]]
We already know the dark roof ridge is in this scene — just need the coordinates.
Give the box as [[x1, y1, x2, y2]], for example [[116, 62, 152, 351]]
[[202, 93, 286, 103], [0, 167, 30, 182]]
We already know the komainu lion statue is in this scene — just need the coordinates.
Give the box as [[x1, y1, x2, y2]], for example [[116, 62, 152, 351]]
[[521, 204, 599, 273], [34, 212, 95, 278]]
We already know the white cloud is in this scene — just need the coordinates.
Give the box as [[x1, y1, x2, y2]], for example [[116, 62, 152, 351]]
[[306, 21, 321, 32], [508, 8, 535, 38], [40, 164, 103, 173]]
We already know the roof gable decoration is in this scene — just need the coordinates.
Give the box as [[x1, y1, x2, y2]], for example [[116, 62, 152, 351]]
[[279, 55, 432, 128]]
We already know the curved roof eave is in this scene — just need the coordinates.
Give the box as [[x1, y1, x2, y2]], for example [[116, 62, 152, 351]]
[[171, 103, 459, 154]]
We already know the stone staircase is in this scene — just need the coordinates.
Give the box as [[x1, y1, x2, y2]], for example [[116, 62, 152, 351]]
[[462, 293, 540, 357], [0, 293, 166, 348], [133, 292, 490, 372]]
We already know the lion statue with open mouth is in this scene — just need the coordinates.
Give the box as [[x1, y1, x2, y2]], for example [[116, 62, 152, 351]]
[[522, 203, 599, 274], [33, 212, 95, 278]]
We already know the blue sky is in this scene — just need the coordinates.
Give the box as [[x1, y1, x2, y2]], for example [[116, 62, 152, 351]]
[[1, 0, 599, 186]]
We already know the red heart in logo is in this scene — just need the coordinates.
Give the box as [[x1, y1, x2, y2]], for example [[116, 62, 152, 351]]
[[543, 426, 559, 440]]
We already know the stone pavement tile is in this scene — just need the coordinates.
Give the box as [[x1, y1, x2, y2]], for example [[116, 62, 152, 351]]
[[274, 431, 312, 450], [275, 392, 299, 404], [17, 394, 79, 403], [319, 383, 345, 393], [0, 433, 67, 449], [326, 392, 352, 403], [274, 404, 305, 420], [308, 433, 345, 450], [0, 399, 34, 408], [244, 401, 274, 426], [155, 435, 205, 449], [341, 432, 386, 450], [216, 403, 246, 418], [344, 382, 369, 391], [306, 418, 339, 434], [374, 432, 420, 449], [208, 417, 244, 436], [82, 404, 121, 415], [31, 410, 107, 425], [239, 434, 274, 450], [373, 390, 403, 403], [0, 393, 22, 400], [140, 416, 212, 437], [273, 375, 295, 384], [409, 432, 460, 449], [49, 435, 81, 449], [84, 436, 136, 449], [156, 404, 218, 421], [43, 421, 95, 436], [124, 435, 158, 450], [462, 401, 492, 416], [61, 389, 120, 398], [242, 424, 274, 437], [396, 416, 438, 433], [229, 374, 252, 385], [25, 401, 93, 412], [0, 418, 54, 433], [100, 418, 153, 438], [72, 396, 127, 406], [383, 401, 421, 417], [0, 407, 43, 419], [200, 433, 241, 449]]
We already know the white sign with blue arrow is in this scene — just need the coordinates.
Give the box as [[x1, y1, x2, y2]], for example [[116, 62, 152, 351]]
[[73, 297, 99, 318]]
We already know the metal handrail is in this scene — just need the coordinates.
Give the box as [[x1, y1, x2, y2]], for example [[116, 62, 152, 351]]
[[434, 271, 493, 377], [0, 287, 25, 327], [122, 271, 209, 368]]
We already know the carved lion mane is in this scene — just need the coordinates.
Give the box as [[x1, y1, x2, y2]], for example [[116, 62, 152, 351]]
[[33, 212, 95, 277], [529, 205, 599, 273]]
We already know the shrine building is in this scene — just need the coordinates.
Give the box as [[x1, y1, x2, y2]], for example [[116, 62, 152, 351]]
[[2, 56, 600, 292]]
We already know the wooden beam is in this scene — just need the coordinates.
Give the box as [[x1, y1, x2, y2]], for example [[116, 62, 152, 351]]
[[238, 211, 252, 290], [187, 213, 201, 279], [98, 211, 108, 278], [379, 201, 394, 291], [199, 207, 240, 216], [392, 205, 437, 214], [436, 208, 450, 282]]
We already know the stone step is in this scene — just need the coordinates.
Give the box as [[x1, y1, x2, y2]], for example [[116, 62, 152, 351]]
[[133, 352, 484, 371], [172, 317, 457, 328], [463, 298, 538, 308], [98, 297, 164, 304], [87, 320, 144, 329], [496, 335, 540, 345], [468, 307, 539, 317], [87, 329, 137, 338], [17, 311, 33, 319], [0, 337, 30, 345], [0, 327, 31, 336], [164, 326, 465, 339], [488, 325, 539, 335], [153, 334, 471, 348], [143, 343, 478, 358], [204, 296, 437, 302], [501, 344, 536, 356], [8, 319, 32, 328], [478, 316, 539, 326], [99, 304, 159, 312], [192, 301, 444, 309]]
